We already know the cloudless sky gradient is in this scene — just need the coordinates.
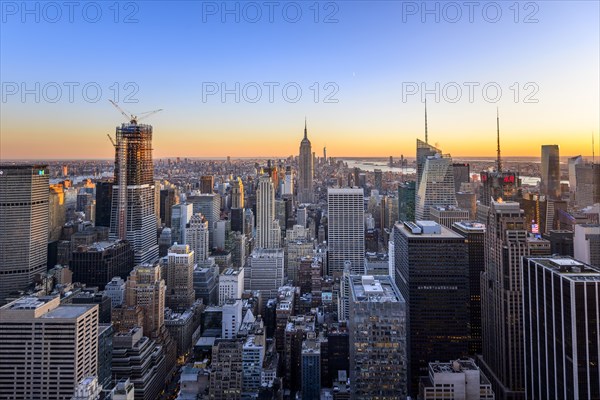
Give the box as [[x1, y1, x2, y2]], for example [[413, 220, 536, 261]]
[[1, 0, 599, 159]]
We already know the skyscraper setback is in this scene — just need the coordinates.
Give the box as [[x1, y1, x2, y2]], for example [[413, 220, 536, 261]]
[[298, 120, 314, 204], [0, 165, 49, 303], [109, 122, 159, 265]]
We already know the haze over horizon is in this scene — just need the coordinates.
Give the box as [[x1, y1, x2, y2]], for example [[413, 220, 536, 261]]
[[1, 1, 599, 159]]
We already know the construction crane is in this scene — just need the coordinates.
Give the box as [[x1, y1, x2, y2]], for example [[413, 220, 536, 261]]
[[108, 99, 163, 125]]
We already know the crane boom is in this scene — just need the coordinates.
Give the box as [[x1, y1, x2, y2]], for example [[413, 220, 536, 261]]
[[108, 100, 162, 124], [109, 100, 135, 123], [106, 134, 117, 147], [137, 109, 163, 122]]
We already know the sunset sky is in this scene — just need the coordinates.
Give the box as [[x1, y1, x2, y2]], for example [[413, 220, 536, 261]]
[[1, 1, 599, 160]]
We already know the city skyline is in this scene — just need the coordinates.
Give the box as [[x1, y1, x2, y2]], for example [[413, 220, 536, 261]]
[[2, 1, 599, 159]]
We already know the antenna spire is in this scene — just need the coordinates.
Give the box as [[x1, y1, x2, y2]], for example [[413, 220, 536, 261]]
[[304, 116, 307, 139], [593, 131, 596, 164], [496, 107, 502, 172], [424, 99, 428, 144]]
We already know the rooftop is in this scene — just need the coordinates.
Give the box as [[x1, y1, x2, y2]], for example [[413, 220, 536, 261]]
[[397, 221, 463, 239], [528, 257, 600, 282], [453, 221, 486, 232], [350, 275, 404, 303], [41, 304, 95, 319]]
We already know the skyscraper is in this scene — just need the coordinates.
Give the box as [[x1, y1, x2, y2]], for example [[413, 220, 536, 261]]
[[186, 213, 209, 265], [124, 264, 165, 339], [171, 203, 193, 245], [568, 155, 583, 192], [109, 122, 159, 265], [95, 179, 113, 228], [244, 248, 285, 300], [348, 275, 407, 399], [0, 296, 99, 400], [187, 192, 220, 249], [415, 153, 457, 220], [159, 187, 178, 227], [200, 175, 214, 194], [162, 244, 195, 312], [478, 200, 531, 400], [573, 223, 600, 267], [255, 175, 281, 249], [415, 139, 441, 193], [452, 221, 486, 355], [541, 144, 561, 199], [70, 240, 134, 290], [394, 221, 469, 395], [298, 120, 314, 204], [0, 164, 49, 302], [230, 176, 245, 209], [327, 188, 365, 275], [522, 257, 600, 400]]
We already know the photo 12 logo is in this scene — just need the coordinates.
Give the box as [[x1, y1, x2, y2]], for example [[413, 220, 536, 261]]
[[201, 1, 339, 23], [1, 1, 140, 23], [400, 1, 539, 23], [202, 82, 340, 104], [401, 82, 539, 104], [1, 82, 140, 103]]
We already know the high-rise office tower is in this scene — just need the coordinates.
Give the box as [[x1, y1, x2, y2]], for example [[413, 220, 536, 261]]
[[452, 221, 486, 355], [187, 192, 220, 249], [298, 120, 314, 204], [327, 188, 365, 275], [348, 275, 407, 399], [374, 169, 383, 192], [95, 179, 113, 228], [452, 163, 470, 193], [394, 221, 469, 395], [478, 200, 530, 400], [255, 175, 281, 249], [70, 240, 134, 290], [124, 264, 165, 339], [48, 183, 66, 242], [301, 338, 321, 400], [111, 327, 166, 400], [523, 257, 600, 400], [186, 213, 209, 265], [573, 223, 600, 267], [171, 203, 193, 245], [0, 296, 99, 400], [568, 155, 583, 192], [162, 244, 195, 311], [575, 163, 600, 207], [200, 175, 214, 194], [109, 122, 159, 265], [230, 176, 245, 209], [416, 139, 441, 192], [541, 144, 561, 199], [210, 339, 244, 400], [244, 248, 285, 301], [398, 181, 416, 222], [478, 171, 520, 208], [282, 166, 293, 196], [415, 153, 457, 220], [159, 187, 178, 228], [0, 164, 49, 302]]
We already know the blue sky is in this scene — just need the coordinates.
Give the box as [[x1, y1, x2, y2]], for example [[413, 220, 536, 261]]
[[1, 1, 599, 158]]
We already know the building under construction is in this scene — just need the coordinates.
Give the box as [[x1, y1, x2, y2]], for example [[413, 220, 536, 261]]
[[109, 121, 159, 265]]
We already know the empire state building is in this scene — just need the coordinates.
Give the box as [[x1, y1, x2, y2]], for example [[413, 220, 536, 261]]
[[298, 119, 314, 204]]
